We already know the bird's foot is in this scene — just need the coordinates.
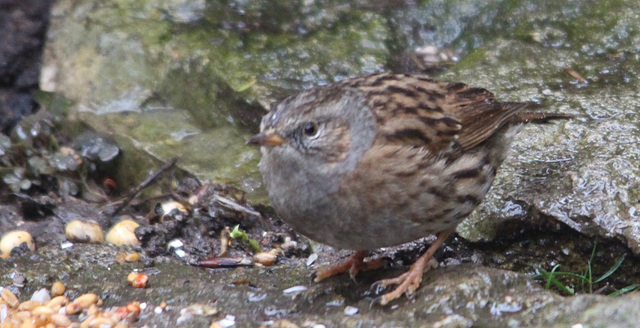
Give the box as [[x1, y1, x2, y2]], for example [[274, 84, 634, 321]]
[[314, 250, 384, 282], [374, 230, 453, 305]]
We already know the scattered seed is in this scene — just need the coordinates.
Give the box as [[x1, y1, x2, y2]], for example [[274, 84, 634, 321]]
[[160, 201, 188, 215], [32, 305, 54, 315], [125, 252, 141, 262], [65, 220, 105, 244], [105, 220, 140, 246], [87, 303, 98, 317], [14, 310, 32, 320], [126, 302, 141, 315], [65, 302, 80, 315], [1, 288, 20, 308], [51, 313, 72, 326], [87, 316, 116, 328], [131, 274, 149, 288], [1, 287, 139, 328], [127, 273, 139, 283], [72, 293, 99, 310], [154, 301, 167, 314], [20, 318, 36, 328], [182, 303, 219, 316], [115, 252, 128, 264], [253, 252, 277, 267], [46, 296, 68, 309], [17, 300, 42, 311], [51, 281, 65, 297], [0, 230, 36, 258]]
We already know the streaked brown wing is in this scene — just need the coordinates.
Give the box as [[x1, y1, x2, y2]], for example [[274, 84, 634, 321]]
[[446, 86, 526, 150], [342, 73, 526, 153]]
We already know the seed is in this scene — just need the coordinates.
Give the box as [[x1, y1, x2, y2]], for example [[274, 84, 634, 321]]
[[253, 252, 277, 266], [51, 281, 65, 297], [33, 314, 52, 328], [125, 302, 141, 314], [87, 317, 115, 328], [65, 302, 80, 315], [20, 319, 36, 328], [124, 252, 141, 262], [126, 273, 139, 283], [17, 300, 42, 311], [115, 252, 127, 264], [32, 305, 54, 315], [51, 313, 72, 326], [65, 220, 104, 244], [1, 287, 20, 308], [0, 231, 36, 258], [105, 220, 140, 246], [72, 293, 98, 310], [131, 274, 148, 288], [14, 310, 32, 321], [87, 303, 98, 317], [113, 306, 129, 321], [46, 296, 68, 309], [160, 201, 188, 215]]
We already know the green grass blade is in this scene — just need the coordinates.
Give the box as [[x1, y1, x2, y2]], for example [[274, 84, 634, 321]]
[[532, 265, 575, 296], [595, 254, 626, 283], [546, 264, 561, 290], [550, 271, 587, 280], [608, 284, 639, 297]]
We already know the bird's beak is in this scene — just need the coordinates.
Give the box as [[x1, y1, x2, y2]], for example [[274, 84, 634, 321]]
[[247, 129, 285, 147]]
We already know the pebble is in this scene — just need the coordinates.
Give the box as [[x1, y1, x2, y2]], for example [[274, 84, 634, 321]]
[[344, 305, 359, 316], [282, 286, 308, 296]]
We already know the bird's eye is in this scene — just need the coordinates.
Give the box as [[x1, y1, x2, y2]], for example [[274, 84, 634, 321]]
[[303, 122, 319, 137]]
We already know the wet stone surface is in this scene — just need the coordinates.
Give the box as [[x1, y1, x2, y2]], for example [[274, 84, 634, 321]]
[[2, 243, 640, 328]]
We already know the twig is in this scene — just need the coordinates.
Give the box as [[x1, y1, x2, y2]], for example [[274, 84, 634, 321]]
[[110, 158, 178, 217], [214, 194, 261, 217]]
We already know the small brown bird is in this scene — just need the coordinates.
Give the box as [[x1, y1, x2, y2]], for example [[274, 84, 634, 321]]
[[248, 73, 570, 305]]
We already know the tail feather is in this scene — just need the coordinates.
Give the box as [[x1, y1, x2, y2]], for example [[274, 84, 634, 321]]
[[514, 111, 575, 124]]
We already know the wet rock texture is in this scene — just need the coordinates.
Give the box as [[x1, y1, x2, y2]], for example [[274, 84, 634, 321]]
[[3, 248, 640, 328], [2, 0, 640, 327], [0, 0, 54, 133]]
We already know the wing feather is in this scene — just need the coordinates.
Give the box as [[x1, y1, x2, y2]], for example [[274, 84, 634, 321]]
[[342, 73, 526, 153]]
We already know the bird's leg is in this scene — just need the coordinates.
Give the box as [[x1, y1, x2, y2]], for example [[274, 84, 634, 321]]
[[375, 230, 453, 305], [314, 250, 385, 282]]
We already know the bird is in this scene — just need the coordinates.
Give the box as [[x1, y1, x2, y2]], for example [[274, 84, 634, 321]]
[[248, 72, 571, 305]]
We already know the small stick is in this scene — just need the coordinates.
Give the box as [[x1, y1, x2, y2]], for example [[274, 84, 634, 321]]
[[564, 68, 587, 83], [110, 158, 178, 218], [219, 226, 231, 256]]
